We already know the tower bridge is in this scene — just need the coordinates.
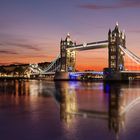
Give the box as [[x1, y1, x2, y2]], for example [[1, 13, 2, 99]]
[[29, 23, 140, 81]]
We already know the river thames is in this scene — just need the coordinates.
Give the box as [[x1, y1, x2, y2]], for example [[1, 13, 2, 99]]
[[0, 80, 140, 140]]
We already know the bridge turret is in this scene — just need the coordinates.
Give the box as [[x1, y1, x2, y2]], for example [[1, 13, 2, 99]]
[[108, 23, 126, 71], [65, 33, 71, 41], [114, 22, 119, 33], [60, 33, 76, 72], [108, 29, 111, 34], [108, 29, 112, 42]]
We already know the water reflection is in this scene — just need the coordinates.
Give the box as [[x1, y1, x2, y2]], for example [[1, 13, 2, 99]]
[[0, 80, 55, 97], [56, 81, 140, 139], [55, 82, 77, 126], [107, 83, 125, 139], [106, 82, 140, 139], [0, 80, 29, 96], [0, 80, 140, 140]]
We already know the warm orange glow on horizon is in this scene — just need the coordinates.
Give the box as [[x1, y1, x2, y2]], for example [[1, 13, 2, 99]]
[[75, 49, 108, 71]]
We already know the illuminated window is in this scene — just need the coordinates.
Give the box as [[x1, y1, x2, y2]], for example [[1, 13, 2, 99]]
[[111, 47, 116, 52], [111, 55, 116, 59], [111, 61, 116, 67]]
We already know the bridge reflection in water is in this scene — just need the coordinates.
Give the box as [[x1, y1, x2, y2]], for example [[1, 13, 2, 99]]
[[55, 81, 140, 138], [0, 80, 140, 139]]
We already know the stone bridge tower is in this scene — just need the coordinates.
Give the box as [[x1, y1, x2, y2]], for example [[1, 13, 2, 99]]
[[60, 33, 76, 72], [108, 23, 126, 71]]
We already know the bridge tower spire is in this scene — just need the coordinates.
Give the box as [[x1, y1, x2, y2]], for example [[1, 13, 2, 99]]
[[108, 23, 126, 71], [60, 33, 76, 72]]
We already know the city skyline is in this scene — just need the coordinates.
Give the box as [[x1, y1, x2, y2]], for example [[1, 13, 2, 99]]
[[0, 0, 140, 70]]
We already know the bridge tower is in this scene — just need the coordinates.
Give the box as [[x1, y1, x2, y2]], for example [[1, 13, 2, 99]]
[[108, 23, 126, 71], [60, 33, 76, 72]]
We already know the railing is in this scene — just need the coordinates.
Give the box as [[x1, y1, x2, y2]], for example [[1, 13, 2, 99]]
[[67, 40, 108, 50]]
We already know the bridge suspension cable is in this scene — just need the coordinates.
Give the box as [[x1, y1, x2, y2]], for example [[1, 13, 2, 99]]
[[119, 45, 140, 65], [43, 55, 60, 73], [29, 54, 61, 75]]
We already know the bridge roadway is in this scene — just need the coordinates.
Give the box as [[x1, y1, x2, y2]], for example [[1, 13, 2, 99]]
[[31, 71, 103, 75], [30, 71, 140, 81], [120, 71, 140, 74], [66, 40, 108, 51], [33, 71, 140, 75], [120, 71, 140, 79]]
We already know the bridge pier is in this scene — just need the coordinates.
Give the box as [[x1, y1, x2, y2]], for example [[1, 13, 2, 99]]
[[103, 68, 121, 81], [103, 68, 130, 81], [54, 72, 70, 81]]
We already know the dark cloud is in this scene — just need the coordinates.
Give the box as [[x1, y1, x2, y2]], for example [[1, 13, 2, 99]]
[[0, 41, 41, 51], [0, 50, 18, 55], [7, 42, 40, 51], [79, 0, 140, 10], [0, 32, 41, 51]]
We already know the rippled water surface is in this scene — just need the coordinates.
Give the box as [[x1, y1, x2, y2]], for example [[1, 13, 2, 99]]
[[0, 80, 140, 140]]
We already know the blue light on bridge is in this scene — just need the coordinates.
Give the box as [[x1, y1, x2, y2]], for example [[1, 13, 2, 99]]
[[69, 73, 81, 80], [91, 72, 103, 75]]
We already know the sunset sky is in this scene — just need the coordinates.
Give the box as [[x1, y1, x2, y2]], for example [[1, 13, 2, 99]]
[[0, 0, 140, 70]]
